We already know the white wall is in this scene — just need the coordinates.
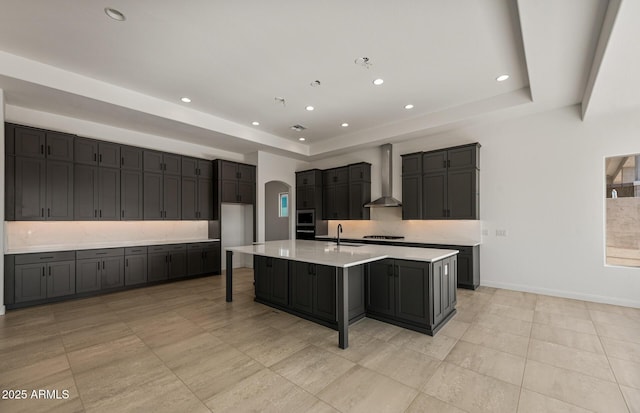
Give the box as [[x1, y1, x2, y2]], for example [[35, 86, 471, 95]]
[[265, 181, 290, 241], [256, 151, 310, 242], [0, 89, 5, 315], [221, 204, 253, 268]]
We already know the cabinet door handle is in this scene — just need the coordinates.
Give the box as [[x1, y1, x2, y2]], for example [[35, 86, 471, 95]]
[[40, 144, 44, 155], [447, 160, 451, 167], [165, 255, 168, 263], [169, 254, 172, 263], [41, 208, 44, 217], [126, 258, 129, 267], [47, 146, 51, 156], [121, 157, 124, 166], [99, 154, 102, 163], [42, 267, 45, 277], [97, 262, 100, 271], [94, 210, 97, 218], [49, 267, 51, 276], [47, 208, 50, 217], [103, 261, 105, 270], [99, 210, 102, 218], [94, 153, 97, 162]]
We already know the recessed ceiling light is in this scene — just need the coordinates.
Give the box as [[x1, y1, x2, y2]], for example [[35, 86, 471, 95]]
[[180, 97, 191, 103], [496, 74, 510, 82], [104, 7, 126, 21], [251, 121, 260, 126], [305, 105, 314, 111], [299, 137, 306, 141], [341, 123, 349, 127], [373, 78, 384, 86], [404, 104, 414, 110]]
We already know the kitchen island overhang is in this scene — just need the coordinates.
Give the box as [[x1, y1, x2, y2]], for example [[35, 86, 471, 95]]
[[225, 240, 458, 349]]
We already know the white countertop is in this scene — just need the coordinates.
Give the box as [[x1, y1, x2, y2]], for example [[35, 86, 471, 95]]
[[315, 235, 480, 247], [226, 240, 458, 268], [6, 238, 221, 255]]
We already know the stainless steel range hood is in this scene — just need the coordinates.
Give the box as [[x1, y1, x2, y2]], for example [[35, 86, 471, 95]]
[[365, 144, 402, 207]]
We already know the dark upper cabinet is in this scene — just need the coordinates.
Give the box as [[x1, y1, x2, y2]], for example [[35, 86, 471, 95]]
[[215, 160, 256, 205], [163, 174, 182, 219], [74, 165, 120, 220], [46, 161, 74, 220], [14, 157, 46, 220], [75, 137, 120, 168], [296, 169, 323, 212], [13, 126, 74, 162], [403, 143, 479, 220], [296, 169, 321, 187], [401, 174, 422, 220], [5, 123, 15, 155], [15, 157, 73, 221], [349, 163, 371, 182], [144, 151, 181, 175], [349, 181, 370, 220], [121, 146, 143, 170], [6, 155, 15, 220], [143, 172, 163, 220], [324, 167, 349, 185], [323, 181, 349, 220], [182, 158, 213, 219], [121, 170, 143, 220], [296, 186, 316, 210]]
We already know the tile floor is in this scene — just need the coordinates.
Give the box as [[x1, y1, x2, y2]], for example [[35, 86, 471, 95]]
[[1, 268, 639, 412]]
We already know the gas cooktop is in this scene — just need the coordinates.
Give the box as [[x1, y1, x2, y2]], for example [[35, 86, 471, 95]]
[[363, 235, 405, 240]]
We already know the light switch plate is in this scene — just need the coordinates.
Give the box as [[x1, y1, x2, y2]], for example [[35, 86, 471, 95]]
[[496, 229, 507, 237]]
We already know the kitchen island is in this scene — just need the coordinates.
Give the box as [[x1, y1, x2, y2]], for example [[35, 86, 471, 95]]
[[225, 240, 458, 349]]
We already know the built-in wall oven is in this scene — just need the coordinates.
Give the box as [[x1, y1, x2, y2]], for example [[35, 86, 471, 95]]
[[296, 209, 316, 240]]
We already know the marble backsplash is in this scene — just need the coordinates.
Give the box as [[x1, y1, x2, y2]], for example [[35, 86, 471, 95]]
[[326, 207, 482, 244], [4, 220, 209, 252]]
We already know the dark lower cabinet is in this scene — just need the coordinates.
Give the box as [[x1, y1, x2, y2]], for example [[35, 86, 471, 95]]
[[147, 244, 186, 281], [14, 253, 76, 303], [366, 256, 457, 335], [290, 261, 342, 322], [254, 256, 289, 307], [76, 249, 124, 293], [125, 247, 147, 286], [187, 242, 220, 276]]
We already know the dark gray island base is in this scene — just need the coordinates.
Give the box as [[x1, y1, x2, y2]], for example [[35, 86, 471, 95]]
[[225, 240, 457, 349]]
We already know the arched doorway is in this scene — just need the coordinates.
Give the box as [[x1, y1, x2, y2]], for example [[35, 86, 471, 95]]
[[264, 181, 291, 241]]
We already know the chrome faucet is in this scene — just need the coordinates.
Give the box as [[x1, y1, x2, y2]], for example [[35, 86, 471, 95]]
[[337, 224, 343, 246]]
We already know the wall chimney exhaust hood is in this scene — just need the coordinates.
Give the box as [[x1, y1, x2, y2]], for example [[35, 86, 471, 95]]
[[365, 144, 402, 208]]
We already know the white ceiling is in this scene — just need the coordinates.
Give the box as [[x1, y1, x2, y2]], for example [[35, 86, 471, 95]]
[[0, 0, 635, 159]]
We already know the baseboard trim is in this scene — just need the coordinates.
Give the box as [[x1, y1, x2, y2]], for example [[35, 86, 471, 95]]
[[481, 280, 640, 309], [0, 305, 5, 316]]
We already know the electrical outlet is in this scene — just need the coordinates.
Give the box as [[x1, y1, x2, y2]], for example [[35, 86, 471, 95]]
[[482, 229, 489, 236], [496, 229, 507, 237]]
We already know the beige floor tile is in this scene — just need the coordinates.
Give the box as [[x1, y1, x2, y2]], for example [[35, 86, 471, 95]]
[[388, 329, 458, 360], [204, 368, 319, 413], [609, 357, 640, 390], [126, 311, 205, 349], [586, 301, 640, 321], [350, 317, 405, 341], [474, 312, 532, 337], [154, 333, 262, 400], [595, 322, 640, 344], [517, 389, 592, 413], [54, 310, 121, 335], [0, 305, 57, 330], [318, 331, 395, 363], [438, 319, 471, 339], [452, 306, 481, 323], [0, 335, 66, 372], [0, 323, 60, 351], [461, 324, 530, 357], [533, 311, 597, 335], [305, 400, 341, 413], [527, 339, 615, 382], [491, 291, 537, 311], [621, 385, 640, 413], [271, 344, 356, 394], [483, 302, 534, 322], [522, 359, 628, 412], [531, 323, 604, 354], [236, 327, 309, 367], [535, 296, 591, 320], [589, 309, 640, 329], [423, 362, 520, 413], [281, 318, 336, 343], [66, 335, 150, 374], [318, 365, 418, 413], [61, 321, 132, 352], [360, 344, 441, 389], [405, 393, 467, 413], [445, 340, 526, 385], [602, 337, 640, 364]]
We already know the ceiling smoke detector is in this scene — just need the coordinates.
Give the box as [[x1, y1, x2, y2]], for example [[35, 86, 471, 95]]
[[355, 57, 372, 68], [290, 124, 307, 132], [310, 80, 321, 87], [274, 97, 286, 106]]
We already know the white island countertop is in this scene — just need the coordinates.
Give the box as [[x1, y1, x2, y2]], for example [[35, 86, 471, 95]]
[[226, 240, 458, 268], [315, 235, 480, 247]]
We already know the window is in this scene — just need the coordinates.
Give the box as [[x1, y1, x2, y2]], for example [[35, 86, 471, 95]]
[[605, 154, 640, 267], [279, 192, 289, 218]]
